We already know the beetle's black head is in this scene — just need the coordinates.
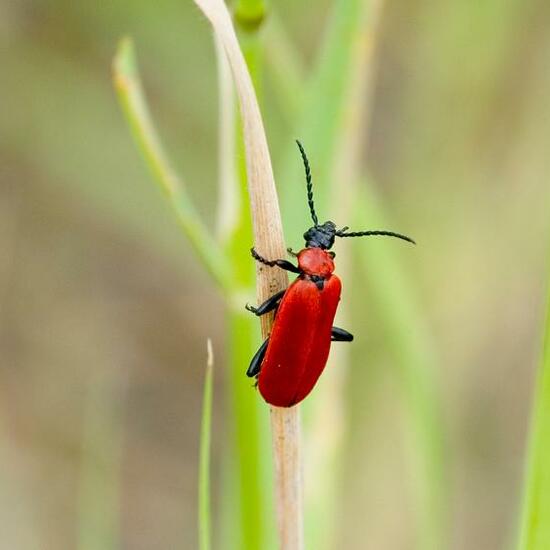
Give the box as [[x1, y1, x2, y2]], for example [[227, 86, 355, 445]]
[[303, 221, 337, 250]]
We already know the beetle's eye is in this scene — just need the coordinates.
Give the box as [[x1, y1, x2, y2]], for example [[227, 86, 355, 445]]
[[328, 251, 336, 259]]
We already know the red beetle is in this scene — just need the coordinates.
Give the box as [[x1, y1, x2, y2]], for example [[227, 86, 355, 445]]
[[246, 141, 415, 407]]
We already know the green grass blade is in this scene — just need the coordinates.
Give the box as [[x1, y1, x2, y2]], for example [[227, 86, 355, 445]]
[[303, 2, 385, 548], [517, 288, 550, 550], [226, 310, 274, 550], [112, 37, 231, 293], [354, 183, 447, 550], [210, 3, 276, 546], [199, 340, 214, 550], [279, 0, 374, 234], [264, 14, 305, 121]]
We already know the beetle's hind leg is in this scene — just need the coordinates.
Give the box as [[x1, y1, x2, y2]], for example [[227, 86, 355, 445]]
[[331, 326, 354, 342], [247, 337, 269, 377], [245, 289, 286, 316]]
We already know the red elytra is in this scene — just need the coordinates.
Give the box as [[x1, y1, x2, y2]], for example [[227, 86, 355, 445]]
[[246, 141, 415, 407], [258, 250, 341, 407]]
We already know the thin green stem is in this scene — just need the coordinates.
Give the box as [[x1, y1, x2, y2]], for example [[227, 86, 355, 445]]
[[113, 37, 231, 293], [198, 340, 214, 550], [517, 280, 550, 550], [226, 309, 271, 549]]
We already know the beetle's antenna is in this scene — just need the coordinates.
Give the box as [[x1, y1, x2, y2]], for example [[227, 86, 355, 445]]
[[295, 140, 318, 226], [336, 229, 416, 245]]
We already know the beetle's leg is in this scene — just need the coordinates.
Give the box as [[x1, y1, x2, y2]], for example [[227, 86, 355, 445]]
[[245, 289, 286, 316], [251, 248, 301, 274], [331, 326, 354, 342], [247, 337, 269, 377], [287, 247, 298, 257]]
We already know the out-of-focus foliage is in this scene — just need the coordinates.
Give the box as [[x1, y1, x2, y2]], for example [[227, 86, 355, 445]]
[[1, 0, 550, 549]]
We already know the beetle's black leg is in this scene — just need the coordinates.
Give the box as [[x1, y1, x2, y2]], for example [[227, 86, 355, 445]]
[[246, 289, 286, 316], [247, 337, 269, 377], [287, 247, 298, 257], [331, 326, 354, 342], [251, 248, 301, 274]]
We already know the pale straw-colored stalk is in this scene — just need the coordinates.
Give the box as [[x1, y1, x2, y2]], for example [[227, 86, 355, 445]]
[[193, 1, 303, 548]]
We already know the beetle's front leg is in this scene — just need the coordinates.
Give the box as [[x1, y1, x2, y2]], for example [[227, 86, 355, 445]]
[[331, 326, 354, 342], [251, 248, 301, 274], [245, 289, 286, 316]]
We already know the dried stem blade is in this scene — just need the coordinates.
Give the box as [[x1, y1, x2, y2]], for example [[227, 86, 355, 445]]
[[193, 1, 302, 549], [270, 407, 303, 549]]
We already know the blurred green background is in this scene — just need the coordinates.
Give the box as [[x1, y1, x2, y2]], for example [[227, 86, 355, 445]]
[[2, 0, 550, 549]]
